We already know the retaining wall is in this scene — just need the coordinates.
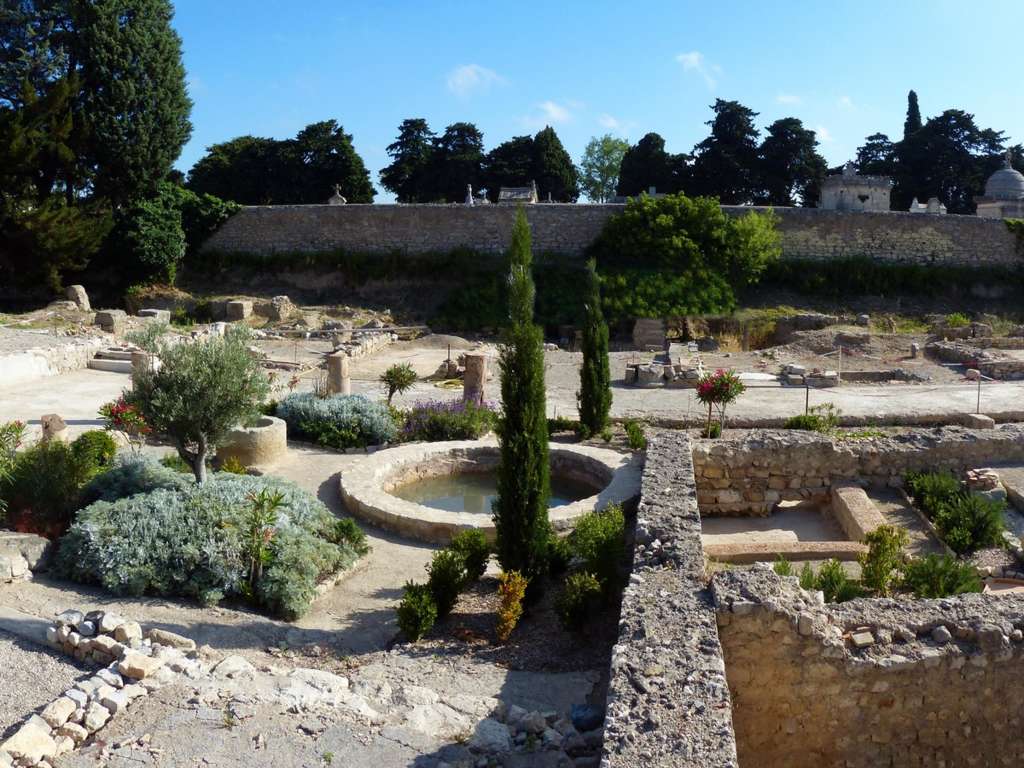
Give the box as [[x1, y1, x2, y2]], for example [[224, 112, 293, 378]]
[[691, 426, 1024, 515], [202, 204, 1022, 268]]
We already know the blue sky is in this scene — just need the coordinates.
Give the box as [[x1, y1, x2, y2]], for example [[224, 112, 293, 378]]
[[172, 0, 1024, 201]]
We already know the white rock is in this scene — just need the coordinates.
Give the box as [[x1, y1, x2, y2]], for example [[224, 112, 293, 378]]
[[467, 718, 512, 753], [40, 697, 76, 728], [98, 613, 125, 634], [83, 702, 110, 733], [0, 717, 56, 763], [212, 655, 256, 679], [96, 668, 124, 688]]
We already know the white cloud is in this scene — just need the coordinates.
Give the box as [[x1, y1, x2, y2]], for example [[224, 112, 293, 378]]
[[675, 51, 720, 89], [815, 125, 834, 143], [521, 100, 574, 129], [598, 113, 621, 130], [446, 64, 503, 98], [776, 93, 801, 105], [838, 95, 854, 109]]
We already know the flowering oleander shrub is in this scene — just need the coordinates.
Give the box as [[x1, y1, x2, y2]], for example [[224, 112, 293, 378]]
[[99, 395, 151, 454], [276, 393, 397, 449], [0, 421, 26, 516], [56, 467, 364, 619], [696, 369, 745, 437], [400, 399, 498, 442]]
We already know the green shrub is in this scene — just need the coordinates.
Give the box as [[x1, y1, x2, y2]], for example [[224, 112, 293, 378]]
[[332, 518, 369, 556], [624, 420, 647, 451], [0, 421, 26, 516], [426, 549, 468, 617], [814, 559, 863, 603], [495, 570, 527, 642], [3, 439, 103, 536], [799, 562, 816, 590], [906, 471, 1005, 555], [932, 493, 1006, 555], [112, 182, 186, 284], [901, 554, 982, 598], [783, 403, 840, 433], [450, 530, 490, 582], [588, 193, 780, 323], [858, 525, 909, 596], [945, 312, 970, 328], [701, 423, 722, 439], [70, 430, 118, 472], [380, 363, 418, 405], [570, 504, 626, 596], [577, 259, 612, 436], [56, 472, 362, 619], [400, 400, 497, 442], [556, 571, 603, 630], [87, 456, 190, 502], [277, 393, 397, 449], [397, 581, 437, 642], [218, 456, 248, 475], [773, 555, 794, 577], [546, 416, 580, 434], [547, 533, 573, 575]]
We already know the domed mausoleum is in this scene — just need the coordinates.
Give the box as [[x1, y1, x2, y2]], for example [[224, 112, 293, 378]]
[[975, 152, 1024, 219]]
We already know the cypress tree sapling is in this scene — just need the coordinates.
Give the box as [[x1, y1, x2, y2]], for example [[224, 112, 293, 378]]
[[577, 259, 612, 437], [493, 208, 551, 591]]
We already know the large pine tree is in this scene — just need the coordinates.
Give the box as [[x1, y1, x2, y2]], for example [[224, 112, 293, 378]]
[[690, 99, 761, 204], [577, 260, 611, 436], [494, 209, 551, 591], [531, 126, 579, 202], [758, 118, 828, 207], [380, 118, 436, 202]]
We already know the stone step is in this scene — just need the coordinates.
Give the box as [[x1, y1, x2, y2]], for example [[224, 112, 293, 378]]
[[87, 358, 132, 373], [95, 348, 135, 361]]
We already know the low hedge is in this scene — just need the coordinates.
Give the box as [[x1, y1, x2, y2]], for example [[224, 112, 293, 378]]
[[276, 392, 397, 449], [56, 458, 366, 619]]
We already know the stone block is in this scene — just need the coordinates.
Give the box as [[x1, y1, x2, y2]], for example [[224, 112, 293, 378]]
[[94, 309, 127, 335], [962, 413, 995, 429], [56, 722, 87, 745], [118, 651, 164, 680], [65, 285, 90, 311], [82, 702, 110, 732], [40, 413, 68, 443], [0, 717, 57, 763], [830, 484, 887, 541], [137, 308, 171, 324], [114, 621, 142, 643], [146, 628, 196, 652], [40, 697, 76, 728], [225, 300, 252, 321]]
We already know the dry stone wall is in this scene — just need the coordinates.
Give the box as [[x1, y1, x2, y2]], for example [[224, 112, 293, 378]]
[[202, 204, 1021, 268], [714, 567, 1024, 768], [692, 426, 1024, 515]]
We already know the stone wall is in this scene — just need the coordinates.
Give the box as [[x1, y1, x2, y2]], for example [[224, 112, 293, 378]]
[[202, 204, 1022, 268], [691, 426, 1024, 515], [600, 431, 738, 767], [713, 567, 1024, 767]]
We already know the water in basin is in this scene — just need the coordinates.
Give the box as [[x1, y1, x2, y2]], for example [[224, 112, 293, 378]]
[[390, 471, 595, 514]]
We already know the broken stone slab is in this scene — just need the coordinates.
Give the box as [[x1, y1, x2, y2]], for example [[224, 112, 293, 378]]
[[468, 718, 512, 753], [113, 621, 142, 643], [100, 689, 132, 715], [65, 285, 90, 311], [212, 655, 256, 679], [0, 716, 56, 763], [82, 702, 110, 733], [56, 722, 87, 745], [146, 627, 196, 652], [849, 630, 875, 649], [137, 308, 171, 324], [962, 413, 996, 429]]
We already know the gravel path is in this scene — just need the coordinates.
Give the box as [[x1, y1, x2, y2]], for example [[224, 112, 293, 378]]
[[0, 628, 90, 739]]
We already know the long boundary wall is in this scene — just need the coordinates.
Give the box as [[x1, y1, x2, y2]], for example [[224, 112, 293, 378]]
[[202, 203, 1022, 268]]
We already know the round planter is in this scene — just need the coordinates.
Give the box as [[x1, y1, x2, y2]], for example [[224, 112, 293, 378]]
[[218, 415, 288, 469]]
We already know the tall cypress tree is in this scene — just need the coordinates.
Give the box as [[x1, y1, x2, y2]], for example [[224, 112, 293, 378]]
[[903, 90, 923, 139], [494, 208, 551, 591], [531, 126, 579, 202], [577, 260, 611, 436]]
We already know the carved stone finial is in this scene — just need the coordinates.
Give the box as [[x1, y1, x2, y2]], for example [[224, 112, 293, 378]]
[[1005, 149, 1014, 169]]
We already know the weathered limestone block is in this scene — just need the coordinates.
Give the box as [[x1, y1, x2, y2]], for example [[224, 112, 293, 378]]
[[94, 309, 127, 335], [40, 698, 76, 729], [137, 308, 171, 324], [118, 651, 164, 680], [830, 484, 887, 541], [65, 285, 90, 311], [40, 413, 68, 443], [1, 716, 57, 763], [225, 300, 252, 320], [113, 621, 142, 643], [962, 413, 996, 429], [146, 627, 197, 652]]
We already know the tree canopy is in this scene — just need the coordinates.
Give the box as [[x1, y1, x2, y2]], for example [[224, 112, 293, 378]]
[[579, 134, 630, 202], [588, 193, 781, 322], [478, 127, 578, 202], [188, 120, 375, 204], [757, 118, 827, 206], [616, 132, 679, 197], [690, 99, 762, 204], [379, 118, 436, 203]]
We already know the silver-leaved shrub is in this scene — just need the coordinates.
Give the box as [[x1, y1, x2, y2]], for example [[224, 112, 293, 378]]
[[276, 392, 397, 449]]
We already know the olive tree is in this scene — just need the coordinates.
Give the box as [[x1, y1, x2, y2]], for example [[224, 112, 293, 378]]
[[129, 328, 269, 483]]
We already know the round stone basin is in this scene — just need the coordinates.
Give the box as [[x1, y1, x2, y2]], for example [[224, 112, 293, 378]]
[[339, 437, 642, 544], [390, 470, 597, 514]]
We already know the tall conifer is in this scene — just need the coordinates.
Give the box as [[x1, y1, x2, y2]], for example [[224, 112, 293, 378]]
[[577, 260, 611, 436]]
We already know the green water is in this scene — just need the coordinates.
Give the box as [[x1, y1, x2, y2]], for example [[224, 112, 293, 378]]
[[391, 471, 595, 514]]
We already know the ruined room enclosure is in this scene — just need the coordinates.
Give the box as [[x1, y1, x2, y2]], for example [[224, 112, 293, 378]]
[[601, 427, 1024, 768]]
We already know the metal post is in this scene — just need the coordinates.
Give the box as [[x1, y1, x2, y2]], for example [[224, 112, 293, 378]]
[[805, 383, 810, 415], [977, 375, 982, 414], [838, 346, 842, 385]]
